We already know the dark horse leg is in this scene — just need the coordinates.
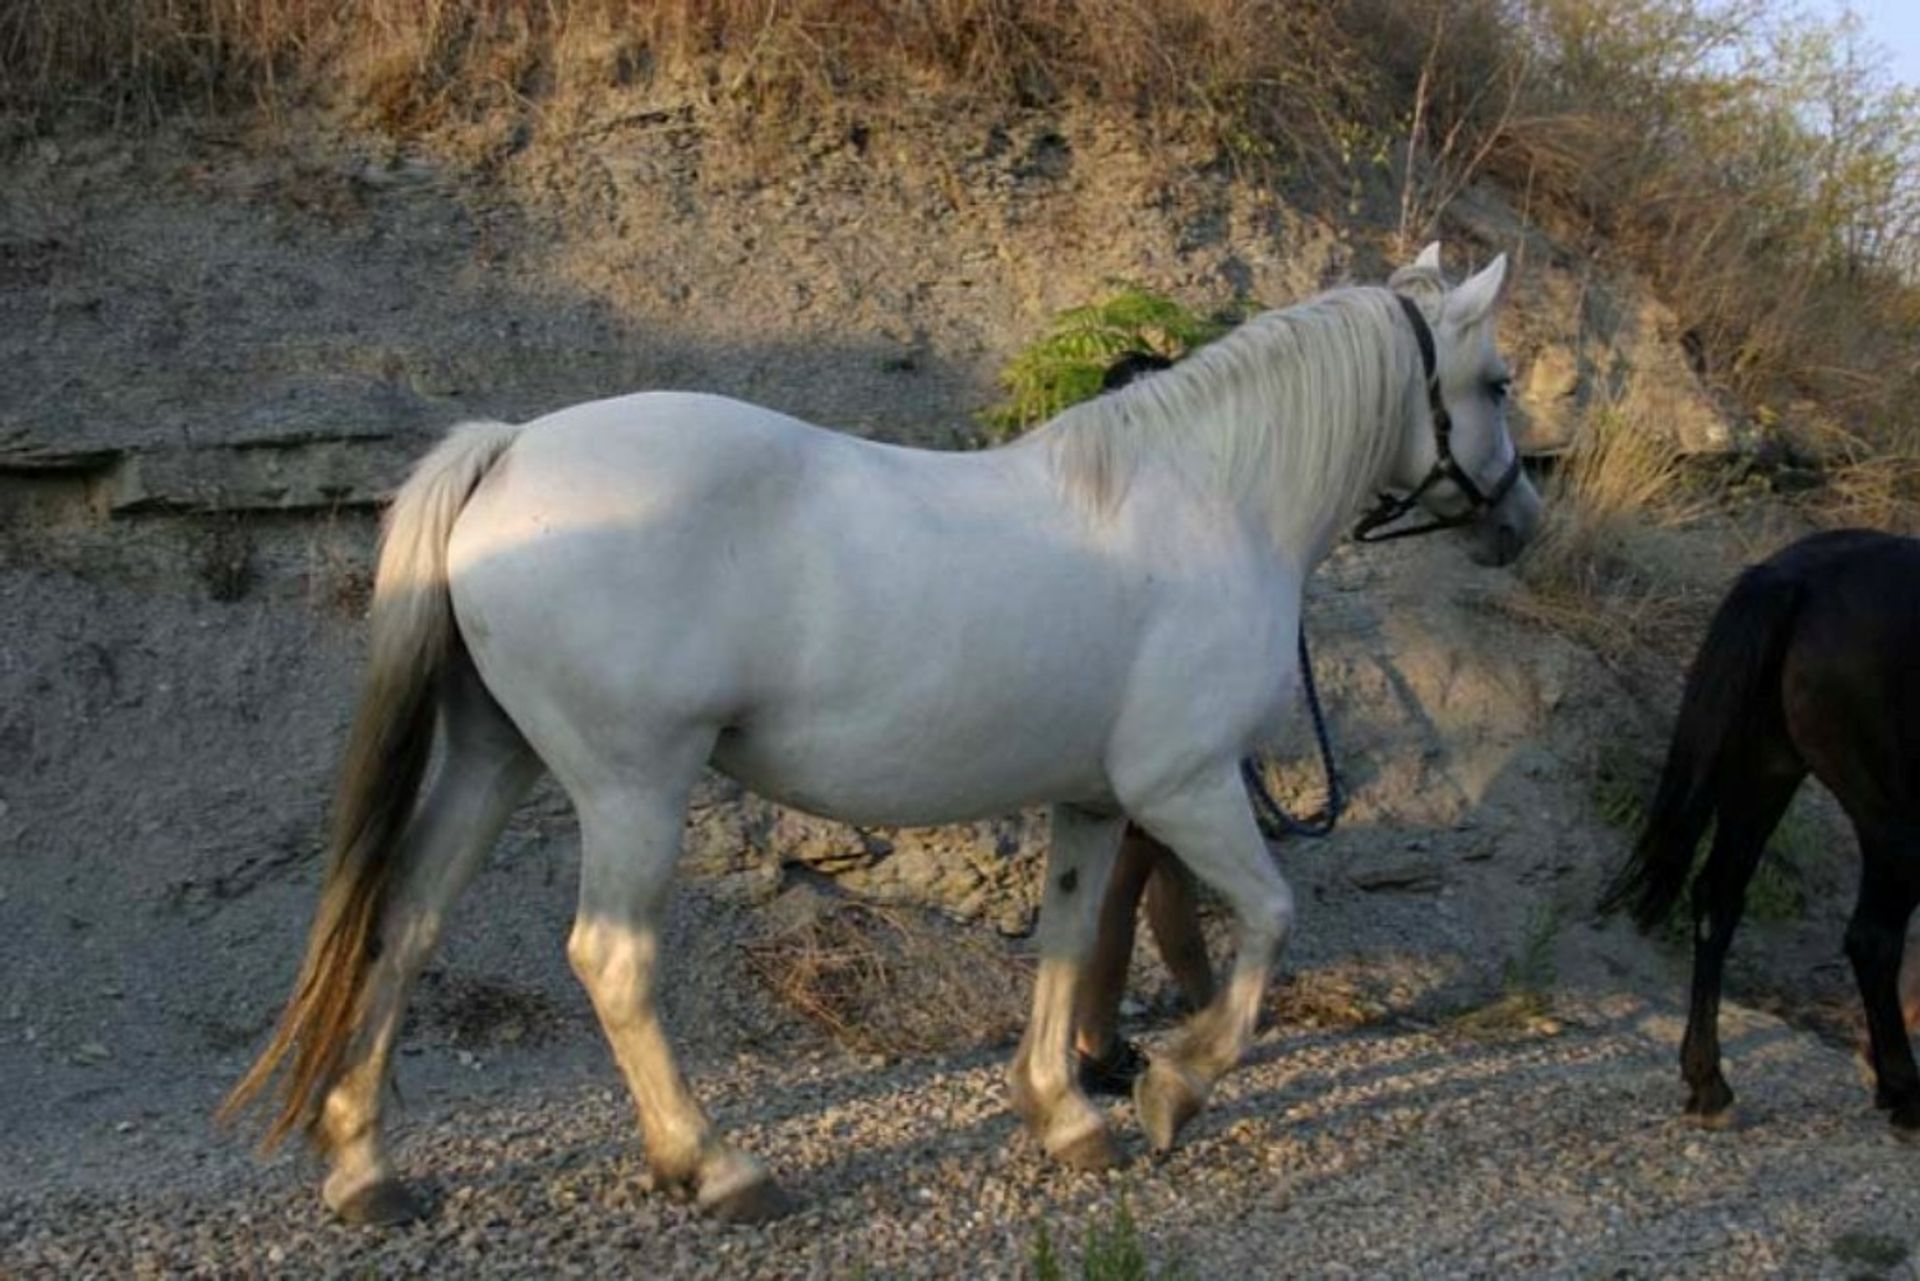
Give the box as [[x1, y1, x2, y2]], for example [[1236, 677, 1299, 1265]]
[[1077, 828, 1158, 1065], [1680, 766, 1801, 1123], [1143, 855, 1218, 1012], [1844, 830, 1920, 1133], [1076, 827, 1217, 1094]]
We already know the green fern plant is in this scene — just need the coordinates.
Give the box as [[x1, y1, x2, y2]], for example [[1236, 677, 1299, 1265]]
[[981, 284, 1243, 441]]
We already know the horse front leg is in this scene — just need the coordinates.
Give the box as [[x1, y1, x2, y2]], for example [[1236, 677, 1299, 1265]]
[[1125, 769, 1294, 1154], [1009, 804, 1126, 1169]]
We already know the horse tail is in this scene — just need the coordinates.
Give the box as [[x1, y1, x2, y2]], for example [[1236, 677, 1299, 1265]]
[[1599, 562, 1804, 930], [220, 420, 521, 1150]]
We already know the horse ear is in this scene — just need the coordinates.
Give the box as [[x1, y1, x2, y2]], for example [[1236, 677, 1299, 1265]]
[[1445, 253, 1508, 328], [1412, 242, 1442, 273]]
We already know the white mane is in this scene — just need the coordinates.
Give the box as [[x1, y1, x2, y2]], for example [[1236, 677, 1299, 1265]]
[[1028, 285, 1425, 550]]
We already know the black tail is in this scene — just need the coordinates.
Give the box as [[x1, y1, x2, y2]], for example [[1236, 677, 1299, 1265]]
[[1598, 563, 1804, 929]]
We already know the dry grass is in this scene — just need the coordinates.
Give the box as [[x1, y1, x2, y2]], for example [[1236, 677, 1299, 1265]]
[[742, 900, 1034, 1057], [1811, 450, 1920, 537], [304, 523, 374, 619], [1267, 969, 1386, 1030], [1507, 392, 1710, 660], [0, 0, 1367, 159], [5, 0, 1914, 548]]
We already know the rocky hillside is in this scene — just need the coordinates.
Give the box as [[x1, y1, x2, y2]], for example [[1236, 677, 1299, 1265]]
[[0, 72, 1900, 1277]]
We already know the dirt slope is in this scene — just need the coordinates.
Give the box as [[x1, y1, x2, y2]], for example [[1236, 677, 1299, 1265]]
[[0, 101, 1900, 1277]]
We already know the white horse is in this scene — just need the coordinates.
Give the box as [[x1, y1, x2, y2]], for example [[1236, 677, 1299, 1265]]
[[225, 243, 1540, 1226]]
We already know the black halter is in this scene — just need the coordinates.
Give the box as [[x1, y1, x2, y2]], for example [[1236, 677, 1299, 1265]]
[[1352, 294, 1523, 543]]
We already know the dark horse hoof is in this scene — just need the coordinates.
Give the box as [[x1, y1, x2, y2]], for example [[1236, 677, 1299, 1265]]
[[335, 1179, 427, 1227], [1685, 1076, 1735, 1127], [1077, 1039, 1148, 1098]]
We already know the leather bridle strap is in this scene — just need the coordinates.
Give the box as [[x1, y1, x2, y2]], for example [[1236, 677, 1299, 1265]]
[[1352, 294, 1523, 543]]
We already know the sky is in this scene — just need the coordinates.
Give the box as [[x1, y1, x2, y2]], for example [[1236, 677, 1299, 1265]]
[[1816, 0, 1920, 87]]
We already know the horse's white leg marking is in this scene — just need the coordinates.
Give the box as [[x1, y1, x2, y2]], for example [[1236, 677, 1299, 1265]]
[[1127, 768, 1295, 1153], [565, 740, 788, 1221], [320, 665, 539, 1219], [1009, 804, 1126, 1169]]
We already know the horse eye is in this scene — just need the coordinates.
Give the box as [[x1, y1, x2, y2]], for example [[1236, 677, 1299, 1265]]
[[1489, 377, 1512, 403]]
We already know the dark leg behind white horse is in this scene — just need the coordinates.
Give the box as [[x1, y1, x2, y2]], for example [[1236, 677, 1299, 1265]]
[[1144, 855, 1217, 1011], [317, 659, 540, 1223], [1076, 829, 1215, 1096], [1075, 828, 1158, 1076]]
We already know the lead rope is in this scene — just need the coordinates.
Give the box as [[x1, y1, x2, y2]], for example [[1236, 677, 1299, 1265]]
[[1241, 625, 1345, 840]]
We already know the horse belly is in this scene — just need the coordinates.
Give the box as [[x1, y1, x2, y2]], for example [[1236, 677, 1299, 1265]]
[[708, 703, 1113, 827]]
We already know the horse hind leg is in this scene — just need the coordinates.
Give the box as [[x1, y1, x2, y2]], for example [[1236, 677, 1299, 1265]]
[[1124, 769, 1293, 1155], [1678, 766, 1799, 1126], [318, 657, 540, 1223], [1843, 828, 1920, 1134], [564, 747, 788, 1222]]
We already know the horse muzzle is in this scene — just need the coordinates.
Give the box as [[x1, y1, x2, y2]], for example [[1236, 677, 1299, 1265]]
[[1467, 471, 1543, 567]]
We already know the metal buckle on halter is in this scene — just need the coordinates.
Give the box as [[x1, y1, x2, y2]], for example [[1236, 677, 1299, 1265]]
[[1352, 295, 1522, 544]]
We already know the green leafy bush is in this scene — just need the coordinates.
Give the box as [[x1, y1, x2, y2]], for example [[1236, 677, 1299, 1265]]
[[980, 284, 1239, 441]]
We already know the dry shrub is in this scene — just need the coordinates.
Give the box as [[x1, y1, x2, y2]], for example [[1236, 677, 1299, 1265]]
[[1809, 435, 1920, 536], [0, 0, 1367, 160], [1820, 458, 1920, 536], [742, 901, 1033, 1057], [1484, 3, 1920, 465], [1268, 969, 1384, 1030], [305, 525, 375, 619], [1508, 392, 1707, 659]]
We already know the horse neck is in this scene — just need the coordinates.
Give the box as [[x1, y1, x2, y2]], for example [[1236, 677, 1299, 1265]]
[[1037, 291, 1414, 569]]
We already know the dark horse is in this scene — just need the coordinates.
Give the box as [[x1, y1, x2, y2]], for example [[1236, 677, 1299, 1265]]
[[1603, 528, 1920, 1132]]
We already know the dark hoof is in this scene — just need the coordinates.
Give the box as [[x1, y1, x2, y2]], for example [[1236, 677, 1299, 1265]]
[[701, 1174, 793, 1224], [1077, 1039, 1148, 1098], [1685, 1077, 1734, 1124], [1888, 1103, 1920, 1138], [1050, 1123, 1120, 1172], [335, 1179, 427, 1227]]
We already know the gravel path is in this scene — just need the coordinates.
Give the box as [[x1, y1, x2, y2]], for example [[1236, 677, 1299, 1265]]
[[8, 993, 1920, 1279]]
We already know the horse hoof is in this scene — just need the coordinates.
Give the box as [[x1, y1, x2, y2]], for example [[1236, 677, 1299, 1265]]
[[1687, 1105, 1737, 1132], [700, 1173, 792, 1224], [334, 1179, 427, 1227], [1048, 1122, 1120, 1172], [1134, 1060, 1205, 1155], [696, 1150, 791, 1224], [1077, 1040, 1148, 1099]]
